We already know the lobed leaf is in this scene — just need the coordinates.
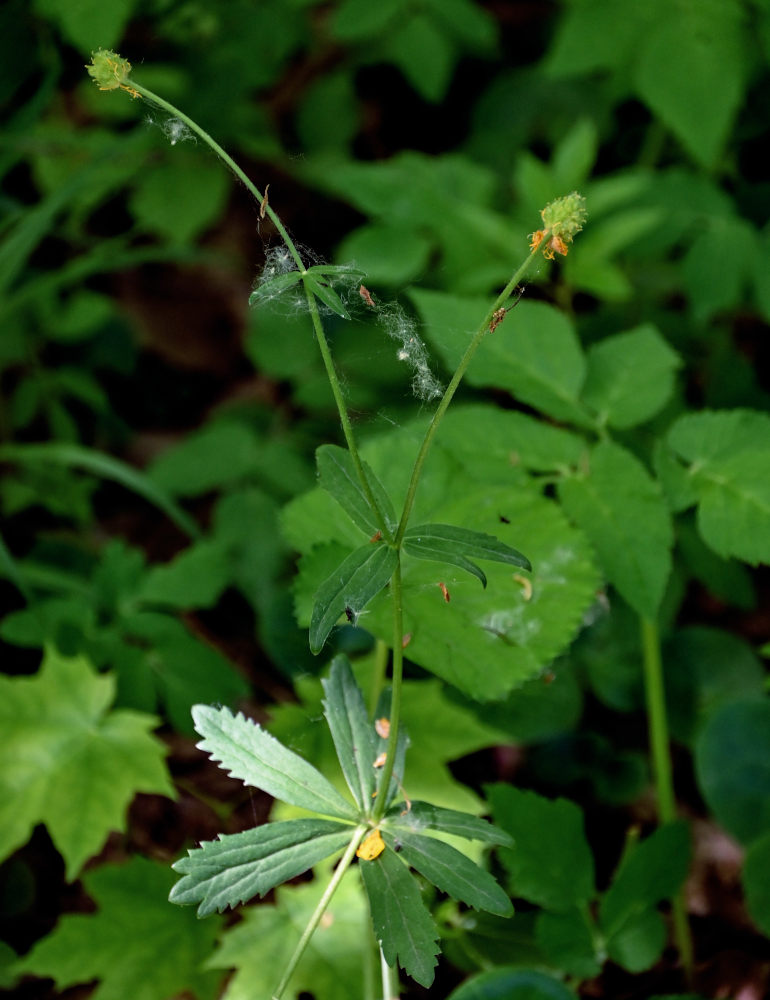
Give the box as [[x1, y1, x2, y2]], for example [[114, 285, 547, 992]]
[[309, 541, 398, 653], [316, 444, 397, 536], [191, 704, 356, 820], [359, 847, 440, 987], [322, 656, 378, 809], [170, 819, 354, 916], [381, 829, 512, 916]]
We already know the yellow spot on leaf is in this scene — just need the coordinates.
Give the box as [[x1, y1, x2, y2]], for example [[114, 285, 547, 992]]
[[357, 829, 385, 861], [375, 717, 390, 739]]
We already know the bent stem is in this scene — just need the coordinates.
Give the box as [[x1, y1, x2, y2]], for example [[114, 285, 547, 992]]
[[640, 617, 694, 984], [125, 77, 391, 538], [272, 825, 367, 1000], [395, 243, 544, 546]]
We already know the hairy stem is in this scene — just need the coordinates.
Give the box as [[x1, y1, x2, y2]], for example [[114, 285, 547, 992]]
[[640, 617, 694, 984], [272, 826, 367, 1000], [395, 243, 544, 546]]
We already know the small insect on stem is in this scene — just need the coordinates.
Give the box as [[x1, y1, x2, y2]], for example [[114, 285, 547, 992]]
[[369, 530, 382, 543], [344, 606, 356, 623], [438, 581, 450, 603], [489, 286, 524, 333], [259, 183, 270, 220], [359, 284, 375, 307]]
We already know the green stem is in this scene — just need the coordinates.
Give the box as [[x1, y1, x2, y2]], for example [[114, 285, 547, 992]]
[[380, 946, 400, 1000], [271, 826, 367, 1000], [640, 617, 694, 984], [369, 638, 390, 718], [372, 559, 404, 823], [129, 78, 391, 539], [395, 244, 543, 546]]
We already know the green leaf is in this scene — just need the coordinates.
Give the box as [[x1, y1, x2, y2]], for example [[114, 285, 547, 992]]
[[359, 847, 440, 987], [743, 832, 770, 937], [309, 541, 398, 654], [307, 263, 367, 282], [446, 967, 577, 1000], [382, 829, 512, 915], [387, 800, 513, 847], [191, 704, 357, 820], [34, 0, 137, 52], [129, 156, 229, 243], [558, 440, 673, 619], [535, 908, 601, 979], [580, 324, 681, 429], [12, 857, 221, 1000], [207, 867, 367, 1000], [170, 819, 354, 916], [336, 223, 432, 285], [304, 274, 351, 319], [248, 269, 303, 307], [632, 0, 748, 168], [599, 822, 691, 939], [0, 649, 173, 879], [412, 294, 591, 428], [605, 908, 666, 973], [695, 698, 770, 844], [403, 522, 531, 588], [0, 441, 199, 537], [316, 444, 397, 536], [383, 12, 455, 103], [667, 410, 770, 565], [138, 539, 231, 609], [322, 656, 378, 809], [487, 785, 595, 911]]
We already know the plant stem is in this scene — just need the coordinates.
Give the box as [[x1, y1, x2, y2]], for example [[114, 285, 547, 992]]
[[369, 638, 390, 718], [128, 78, 391, 539], [380, 946, 400, 1000], [372, 559, 404, 823], [271, 825, 367, 1000], [640, 617, 694, 984], [395, 244, 543, 546]]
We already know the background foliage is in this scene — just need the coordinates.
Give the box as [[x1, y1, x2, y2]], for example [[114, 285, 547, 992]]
[[2, 0, 770, 998]]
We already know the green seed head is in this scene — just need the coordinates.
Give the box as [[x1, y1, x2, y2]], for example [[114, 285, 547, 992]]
[[540, 191, 587, 241], [86, 49, 135, 94]]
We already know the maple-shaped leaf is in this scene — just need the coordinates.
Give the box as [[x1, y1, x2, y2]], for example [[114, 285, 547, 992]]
[[13, 857, 222, 1000], [0, 648, 174, 879]]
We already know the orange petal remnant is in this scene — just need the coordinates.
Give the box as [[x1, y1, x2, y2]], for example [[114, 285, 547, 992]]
[[438, 581, 450, 603], [513, 573, 533, 601], [356, 829, 385, 860], [375, 717, 390, 739], [359, 284, 375, 307], [374, 752, 387, 768]]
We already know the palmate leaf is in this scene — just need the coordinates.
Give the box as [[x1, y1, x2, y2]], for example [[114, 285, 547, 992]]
[[404, 522, 531, 587], [322, 656, 378, 809], [192, 704, 356, 820], [380, 829, 512, 916], [359, 847, 440, 987], [170, 819, 354, 916], [309, 540, 398, 653], [316, 444, 398, 536]]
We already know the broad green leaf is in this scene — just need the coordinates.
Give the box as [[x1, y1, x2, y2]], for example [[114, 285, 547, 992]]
[[632, 0, 748, 168], [387, 801, 513, 847], [383, 12, 455, 102], [605, 908, 666, 973], [404, 522, 531, 588], [12, 857, 221, 1000], [248, 269, 302, 306], [129, 156, 229, 243], [359, 847, 440, 987], [0, 442, 199, 537], [336, 223, 432, 285], [207, 868, 367, 1000], [667, 411, 770, 565], [580, 324, 681, 429], [138, 539, 231, 609], [743, 832, 770, 937], [447, 967, 576, 1000], [535, 908, 601, 979], [695, 698, 770, 844], [304, 274, 351, 319], [330, 0, 407, 41], [381, 829, 512, 916], [599, 822, 690, 938], [309, 541, 398, 654], [487, 785, 595, 911], [192, 704, 356, 820], [147, 421, 261, 495], [0, 649, 173, 879], [411, 293, 591, 427], [316, 444, 397, 536], [558, 440, 673, 619], [322, 656, 378, 808], [663, 627, 765, 744], [682, 215, 757, 323], [170, 819, 354, 916], [34, 0, 137, 51]]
